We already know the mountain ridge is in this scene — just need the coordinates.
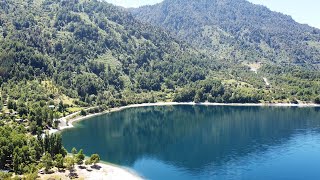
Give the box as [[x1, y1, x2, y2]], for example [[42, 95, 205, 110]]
[[132, 0, 320, 68], [1, 0, 320, 178], [0, 0, 319, 112]]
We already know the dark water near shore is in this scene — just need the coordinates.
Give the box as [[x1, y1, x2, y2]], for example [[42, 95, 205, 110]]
[[62, 105, 320, 180]]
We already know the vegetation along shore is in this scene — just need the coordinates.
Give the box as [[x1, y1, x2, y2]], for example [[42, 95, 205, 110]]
[[1, 0, 320, 179]]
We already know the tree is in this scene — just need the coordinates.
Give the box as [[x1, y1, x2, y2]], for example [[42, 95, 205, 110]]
[[194, 90, 204, 103], [54, 154, 64, 170], [64, 156, 75, 172], [58, 101, 64, 112], [7, 99, 16, 110], [90, 154, 100, 165], [76, 149, 85, 165], [80, 109, 87, 116], [0, 99, 3, 111], [12, 146, 30, 175], [0, 149, 5, 169], [41, 152, 53, 173], [12, 148, 23, 174], [71, 147, 77, 155], [85, 159, 92, 166], [315, 96, 320, 104], [61, 147, 68, 157]]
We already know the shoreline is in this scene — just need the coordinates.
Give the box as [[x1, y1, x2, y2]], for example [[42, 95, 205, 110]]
[[51, 101, 319, 179], [39, 161, 143, 180], [58, 101, 320, 132]]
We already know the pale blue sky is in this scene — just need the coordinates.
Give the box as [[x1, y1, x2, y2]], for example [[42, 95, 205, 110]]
[[248, 0, 319, 28], [105, 0, 319, 29]]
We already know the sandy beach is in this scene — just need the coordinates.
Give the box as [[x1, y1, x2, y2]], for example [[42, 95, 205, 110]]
[[39, 162, 143, 180]]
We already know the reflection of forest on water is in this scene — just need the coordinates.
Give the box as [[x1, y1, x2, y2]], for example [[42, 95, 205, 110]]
[[62, 106, 320, 171]]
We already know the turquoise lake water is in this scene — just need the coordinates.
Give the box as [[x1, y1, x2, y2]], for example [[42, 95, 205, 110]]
[[62, 105, 320, 180]]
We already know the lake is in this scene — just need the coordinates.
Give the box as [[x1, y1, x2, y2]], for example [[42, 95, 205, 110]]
[[62, 105, 320, 180]]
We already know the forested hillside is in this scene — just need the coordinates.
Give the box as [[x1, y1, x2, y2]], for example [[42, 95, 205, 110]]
[[0, 0, 319, 123], [0, 0, 221, 176], [0, 0, 319, 178], [0, 0, 243, 143], [0, 0, 222, 105], [0, 0, 319, 119], [132, 0, 320, 68]]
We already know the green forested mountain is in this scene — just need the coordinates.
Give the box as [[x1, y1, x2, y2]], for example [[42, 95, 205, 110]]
[[0, 0, 220, 175], [0, 0, 319, 177], [0, 0, 319, 116], [132, 0, 320, 67], [0, 0, 221, 105]]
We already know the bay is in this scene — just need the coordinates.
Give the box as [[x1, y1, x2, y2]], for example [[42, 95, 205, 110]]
[[62, 105, 320, 180]]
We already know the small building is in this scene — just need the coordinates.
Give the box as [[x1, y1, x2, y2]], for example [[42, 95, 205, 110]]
[[11, 111, 18, 116], [48, 105, 55, 109], [15, 119, 23, 123]]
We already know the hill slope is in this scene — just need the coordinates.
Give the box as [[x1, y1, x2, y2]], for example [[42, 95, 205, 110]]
[[132, 0, 320, 67], [0, 0, 221, 105], [0, 0, 320, 177], [0, 0, 319, 111]]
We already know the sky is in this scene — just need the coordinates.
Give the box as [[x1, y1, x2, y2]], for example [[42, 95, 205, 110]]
[[105, 0, 320, 29], [248, 0, 320, 29]]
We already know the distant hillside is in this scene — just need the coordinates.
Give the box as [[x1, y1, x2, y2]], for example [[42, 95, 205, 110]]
[[132, 0, 320, 68]]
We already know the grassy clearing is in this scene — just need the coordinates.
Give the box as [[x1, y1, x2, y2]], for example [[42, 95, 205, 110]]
[[66, 107, 83, 113]]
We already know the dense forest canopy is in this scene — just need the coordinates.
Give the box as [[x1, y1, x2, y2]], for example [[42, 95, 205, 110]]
[[0, 0, 318, 121], [0, 0, 319, 178], [0, 0, 223, 104], [132, 0, 320, 68], [0, 0, 319, 119]]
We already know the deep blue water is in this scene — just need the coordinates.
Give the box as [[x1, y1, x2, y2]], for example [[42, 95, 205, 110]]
[[62, 105, 320, 180]]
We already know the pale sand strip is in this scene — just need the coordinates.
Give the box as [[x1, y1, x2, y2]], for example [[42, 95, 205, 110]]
[[58, 102, 320, 131], [39, 162, 143, 180], [51, 101, 320, 136]]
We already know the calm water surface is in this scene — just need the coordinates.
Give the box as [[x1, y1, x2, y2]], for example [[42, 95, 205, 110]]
[[62, 105, 320, 180]]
